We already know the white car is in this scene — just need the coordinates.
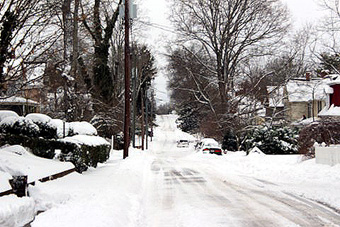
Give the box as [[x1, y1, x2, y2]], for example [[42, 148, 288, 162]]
[[195, 138, 222, 155]]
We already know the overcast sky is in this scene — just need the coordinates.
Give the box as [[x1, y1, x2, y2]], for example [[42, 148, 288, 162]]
[[138, 0, 326, 105]]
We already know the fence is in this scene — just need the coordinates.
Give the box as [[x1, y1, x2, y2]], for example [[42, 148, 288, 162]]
[[315, 146, 340, 166]]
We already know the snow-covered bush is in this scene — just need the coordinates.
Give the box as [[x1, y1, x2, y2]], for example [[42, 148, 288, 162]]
[[242, 125, 299, 155], [0, 117, 39, 137], [0, 110, 19, 122], [68, 121, 97, 136], [51, 119, 71, 138], [59, 135, 110, 172], [90, 114, 120, 138], [26, 113, 57, 139], [298, 122, 340, 155]]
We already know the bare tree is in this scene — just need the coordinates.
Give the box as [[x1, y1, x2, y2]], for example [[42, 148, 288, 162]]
[[171, 0, 290, 111], [0, 0, 61, 96]]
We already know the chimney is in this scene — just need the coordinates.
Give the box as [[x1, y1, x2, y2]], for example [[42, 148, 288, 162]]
[[306, 72, 311, 81]]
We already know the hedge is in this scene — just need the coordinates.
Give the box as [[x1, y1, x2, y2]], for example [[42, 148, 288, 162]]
[[0, 133, 110, 173]]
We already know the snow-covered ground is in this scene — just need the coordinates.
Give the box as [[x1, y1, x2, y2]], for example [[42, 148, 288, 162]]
[[1, 114, 340, 226], [0, 145, 74, 226]]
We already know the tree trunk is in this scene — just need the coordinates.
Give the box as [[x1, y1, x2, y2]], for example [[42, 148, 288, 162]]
[[72, 0, 80, 83]]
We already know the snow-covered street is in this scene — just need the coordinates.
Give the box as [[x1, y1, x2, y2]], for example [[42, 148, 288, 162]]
[[4, 114, 339, 226]]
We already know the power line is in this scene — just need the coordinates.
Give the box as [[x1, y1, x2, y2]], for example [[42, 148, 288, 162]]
[[138, 20, 180, 34]]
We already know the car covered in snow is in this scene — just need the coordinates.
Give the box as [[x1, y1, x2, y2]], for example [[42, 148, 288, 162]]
[[195, 138, 222, 155], [177, 139, 190, 148]]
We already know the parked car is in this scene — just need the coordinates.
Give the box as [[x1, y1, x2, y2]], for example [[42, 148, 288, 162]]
[[177, 139, 189, 148], [195, 138, 222, 155]]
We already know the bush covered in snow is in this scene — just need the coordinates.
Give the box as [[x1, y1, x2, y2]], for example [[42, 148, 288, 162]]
[[26, 113, 57, 139], [0, 110, 19, 122], [0, 133, 110, 172], [298, 122, 340, 155], [68, 121, 97, 136], [0, 134, 56, 159], [0, 117, 40, 137], [58, 136, 110, 172], [242, 125, 299, 155]]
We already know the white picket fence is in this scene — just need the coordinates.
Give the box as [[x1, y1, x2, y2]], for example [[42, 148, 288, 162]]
[[315, 145, 340, 166]]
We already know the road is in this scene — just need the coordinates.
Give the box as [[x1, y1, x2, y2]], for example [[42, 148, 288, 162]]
[[138, 115, 340, 227]]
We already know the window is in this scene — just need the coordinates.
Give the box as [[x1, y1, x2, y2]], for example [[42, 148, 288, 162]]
[[317, 101, 323, 112], [307, 102, 312, 118]]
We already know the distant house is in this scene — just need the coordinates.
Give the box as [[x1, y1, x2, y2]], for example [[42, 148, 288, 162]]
[[0, 96, 39, 116], [266, 75, 328, 124], [284, 78, 328, 123]]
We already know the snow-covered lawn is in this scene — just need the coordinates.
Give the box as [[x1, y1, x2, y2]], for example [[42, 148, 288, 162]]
[[0, 145, 74, 192], [1, 114, 340, 226], [0, 145, 74, 226]]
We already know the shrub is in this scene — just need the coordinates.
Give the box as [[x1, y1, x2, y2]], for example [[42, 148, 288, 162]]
[[68, 121, 97, 136], [222, 129, 238, 151], [0, 110, 19, 122], [0, 133, 55, 158], [242, 125, 299, 154], [0, 133, 110, 173], [298, 122, 340, 155], [0, 117, 39, 137], [26, 113, 57, 139]]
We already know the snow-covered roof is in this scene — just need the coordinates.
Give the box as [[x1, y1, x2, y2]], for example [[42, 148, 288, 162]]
[[326, 74, 340, 86], [286, 79, 328, 102], [267, 86, 284, 107], [318, 104, 340, 117], [0, 96, 38, 105]]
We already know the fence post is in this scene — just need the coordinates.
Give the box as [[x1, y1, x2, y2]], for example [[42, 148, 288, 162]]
[[9, 175, 28, 197]]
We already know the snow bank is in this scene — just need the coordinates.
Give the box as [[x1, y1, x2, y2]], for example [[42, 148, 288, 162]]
[[0, 145, 74, 192], [1, 145, 28, 155], [0, 195, 35, 227], [0, 110, 19, 122], [29, 150, 152, 227], [60, 135, 109, 146]]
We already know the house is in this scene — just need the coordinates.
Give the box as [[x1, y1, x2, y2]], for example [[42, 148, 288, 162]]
[[266, 74, 328, 124], [0, 96, 39, 116], [285, 78, 328, 123]]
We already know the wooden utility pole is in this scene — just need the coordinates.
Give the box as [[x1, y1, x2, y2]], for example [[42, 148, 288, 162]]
[[123, 0, 131, 159], [145, 89, 149, 150], [141, 88, 145, 150]]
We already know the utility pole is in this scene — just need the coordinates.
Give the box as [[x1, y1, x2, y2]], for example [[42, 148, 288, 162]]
[[145, 89, 149, 150], [141, 87, 145, 150], [132, 45, 137, 148], [123, 0, 131, 159]]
